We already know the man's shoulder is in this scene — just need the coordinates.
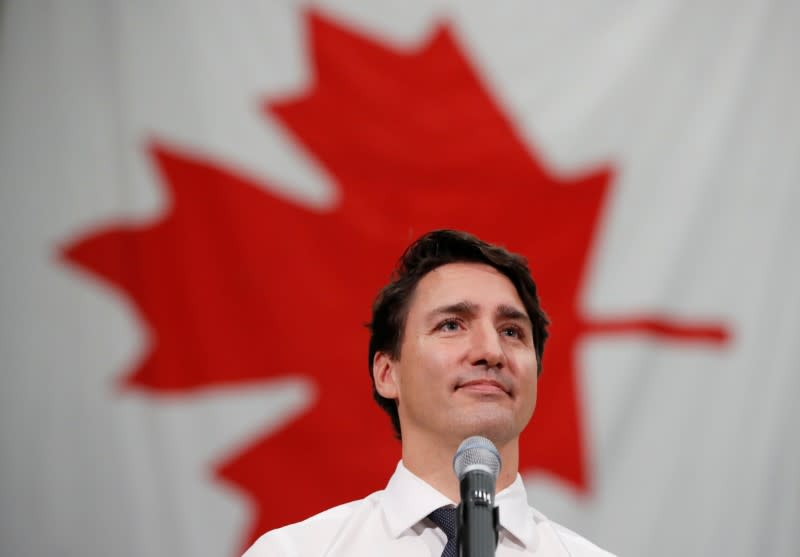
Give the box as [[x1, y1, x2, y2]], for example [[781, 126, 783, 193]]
[[242, 492, 382, 557], [551, 522, 616, 556], [531, 508, 616, 557]]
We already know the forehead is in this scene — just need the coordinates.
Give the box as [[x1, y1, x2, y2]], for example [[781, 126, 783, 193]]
[[408, 262, 526, 317]]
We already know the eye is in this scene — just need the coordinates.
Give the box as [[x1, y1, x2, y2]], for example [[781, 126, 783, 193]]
[[500, 325, 525, 340], [436, 318, 462, 332]]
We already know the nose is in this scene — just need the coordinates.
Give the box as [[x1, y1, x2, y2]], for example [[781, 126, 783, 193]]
[[469, 322, 507, 370]]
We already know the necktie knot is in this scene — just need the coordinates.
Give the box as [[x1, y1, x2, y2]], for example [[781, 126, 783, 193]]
[[428, 506, 458, 557]]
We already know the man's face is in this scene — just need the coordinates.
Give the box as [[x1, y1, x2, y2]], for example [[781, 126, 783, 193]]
[[375, 262, 538, 448]]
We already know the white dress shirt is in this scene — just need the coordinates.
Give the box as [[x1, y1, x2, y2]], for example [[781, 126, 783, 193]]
[[242, 461, 615, 556]]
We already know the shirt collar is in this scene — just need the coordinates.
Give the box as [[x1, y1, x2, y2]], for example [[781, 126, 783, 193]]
[[380, 461, 539, 550], [381, 461, 453, 538], [496, 473, 539, 550]]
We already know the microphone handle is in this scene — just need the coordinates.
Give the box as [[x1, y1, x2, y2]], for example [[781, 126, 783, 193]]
[[457, 469, 499, 557]]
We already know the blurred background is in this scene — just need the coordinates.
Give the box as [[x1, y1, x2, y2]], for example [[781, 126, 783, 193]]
[[2, 1, 799, 556]]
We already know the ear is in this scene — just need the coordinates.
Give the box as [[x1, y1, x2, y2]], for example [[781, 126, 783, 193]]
[[372, 351, 399, 400]]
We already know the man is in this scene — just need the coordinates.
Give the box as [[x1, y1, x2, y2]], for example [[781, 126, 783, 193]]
[[243, 229, 614, 556]]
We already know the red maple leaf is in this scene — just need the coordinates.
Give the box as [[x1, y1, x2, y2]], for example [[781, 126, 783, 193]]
[[61, 11, 730, 552]]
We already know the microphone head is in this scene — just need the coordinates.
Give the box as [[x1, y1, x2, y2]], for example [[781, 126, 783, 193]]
[[453, 436, 502, 480]]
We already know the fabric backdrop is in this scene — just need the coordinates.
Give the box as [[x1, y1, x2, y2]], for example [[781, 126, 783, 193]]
[[2, 2, 798, 556]]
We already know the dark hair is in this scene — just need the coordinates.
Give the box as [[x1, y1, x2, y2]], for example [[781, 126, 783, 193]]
[[367, 229, 549, 439]]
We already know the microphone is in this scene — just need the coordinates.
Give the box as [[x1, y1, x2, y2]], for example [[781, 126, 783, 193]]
[[453, 436, 501, 557]]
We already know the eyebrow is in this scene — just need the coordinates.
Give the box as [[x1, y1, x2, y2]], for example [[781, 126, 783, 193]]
[[426, 301, 531, 326], [426, 301, 479, 321], [495, 304, 532, 326]]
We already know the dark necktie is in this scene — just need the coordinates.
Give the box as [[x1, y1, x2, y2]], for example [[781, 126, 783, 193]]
[[428, 506, 458, 557]]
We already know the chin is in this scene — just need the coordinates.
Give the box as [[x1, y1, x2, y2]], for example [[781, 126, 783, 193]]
[[451, 410, 518, 447]]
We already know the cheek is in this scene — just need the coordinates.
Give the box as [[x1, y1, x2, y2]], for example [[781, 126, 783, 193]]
[[514, 353, 539, 385], [429, 342, 467, 386], [515, 355, 538, 416], [418, 336, 459, 364], [404, 338, 461, 387]]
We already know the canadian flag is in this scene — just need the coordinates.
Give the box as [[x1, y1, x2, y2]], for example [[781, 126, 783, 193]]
[[1, 3, 798, 557]]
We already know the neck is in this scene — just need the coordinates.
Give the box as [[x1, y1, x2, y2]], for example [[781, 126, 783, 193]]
[[401, 433, 520, 502]]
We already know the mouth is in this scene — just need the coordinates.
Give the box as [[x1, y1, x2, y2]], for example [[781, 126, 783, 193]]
[[457, 378, 511, 396]]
